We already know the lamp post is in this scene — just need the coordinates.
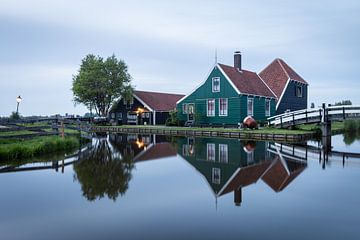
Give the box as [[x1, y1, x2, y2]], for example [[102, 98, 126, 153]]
[[16, 95, 22, 116]]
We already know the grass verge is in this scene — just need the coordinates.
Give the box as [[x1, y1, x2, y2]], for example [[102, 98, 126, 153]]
[[0, 136, 80, 161]]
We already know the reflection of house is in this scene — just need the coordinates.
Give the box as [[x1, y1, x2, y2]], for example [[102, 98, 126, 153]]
[[177, 137, 307, 206], [108, 134, 176, 163], [134, 142, 177, 162], [262, 156, 306, 192], [109, 90, 184, 125]]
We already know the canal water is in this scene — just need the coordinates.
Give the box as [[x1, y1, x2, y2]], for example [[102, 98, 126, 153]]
[[0, 133, 359, 240]]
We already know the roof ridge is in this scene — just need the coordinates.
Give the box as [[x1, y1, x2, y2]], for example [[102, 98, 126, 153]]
[[257, 73, 278, 98], [218, 63, 256, 74], [259, 58, 278, 75], [276, 59, 290, 79], [135, 90, 184, 96]]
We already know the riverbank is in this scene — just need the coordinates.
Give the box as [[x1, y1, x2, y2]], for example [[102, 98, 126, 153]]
[[92, 122, 345, 142], [0, 136, 80, 161]]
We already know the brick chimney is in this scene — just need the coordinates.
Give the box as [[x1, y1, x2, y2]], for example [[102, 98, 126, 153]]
[[234, 51, 242, 71]]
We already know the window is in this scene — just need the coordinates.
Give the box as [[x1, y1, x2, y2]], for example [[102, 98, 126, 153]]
[[219, 98, 228, 116], [212, 168, 221, 184], [188, 104, 194, 114], [212, 77, 220, 92], [207, 99, 215, 116], [182, 104, 188, 114], [247, 97, 254, 116], [219, 144, 228, 163], [296, 85, 303, 97], [265, 99, 271, 117], [111, 113, 115, 119], [247, 151, 254, 165], [207, 143, 216, 161]]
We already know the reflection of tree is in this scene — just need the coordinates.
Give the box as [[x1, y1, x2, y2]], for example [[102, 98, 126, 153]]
[[343, 131, 360, 146], [73, 138, 134, 201]]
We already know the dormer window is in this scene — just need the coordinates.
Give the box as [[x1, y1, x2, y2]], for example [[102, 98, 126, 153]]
[[212, 77, 220, 92], [296, 85, 303, 97]]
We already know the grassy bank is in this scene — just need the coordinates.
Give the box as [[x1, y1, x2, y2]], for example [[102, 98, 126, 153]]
[[0, 136, 80, 161]]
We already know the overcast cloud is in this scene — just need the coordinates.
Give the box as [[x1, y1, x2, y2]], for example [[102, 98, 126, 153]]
[[0, 0, 359, 116]]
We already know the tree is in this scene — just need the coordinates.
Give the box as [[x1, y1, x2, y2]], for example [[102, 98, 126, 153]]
[[334, 100, 352, 106], [72, 54, 133, 116]]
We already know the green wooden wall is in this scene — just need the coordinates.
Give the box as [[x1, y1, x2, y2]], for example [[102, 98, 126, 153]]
[[177, 65, 276, 125], [176, 137, 269, 195]]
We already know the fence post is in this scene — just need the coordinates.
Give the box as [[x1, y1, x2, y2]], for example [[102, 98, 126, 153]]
[[343, 106, 345, 119], [280, 116, 283, 128], [292, 113, 295, 126]]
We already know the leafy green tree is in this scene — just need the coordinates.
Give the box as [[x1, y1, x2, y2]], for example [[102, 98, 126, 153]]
[[72, 54, 133, 116], [73, 138, 134, 201]]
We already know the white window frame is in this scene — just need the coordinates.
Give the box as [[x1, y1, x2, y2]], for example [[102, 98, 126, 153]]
[[265, 99, 271, 117], [212, 77, 220, 92], [182, 103, 188, 114], [247, 97, 254, 116], [207, 143, 216, 161], [219, 98, 228, 116], [296, 85, 303, 98], [207, 99, 215, 117], [212, 168, 221, 184], [219, 144, 228, 163]]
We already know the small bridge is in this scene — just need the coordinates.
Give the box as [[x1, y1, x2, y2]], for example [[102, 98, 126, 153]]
[[267, 142, 360, 169], [268, 105, 360, 129]]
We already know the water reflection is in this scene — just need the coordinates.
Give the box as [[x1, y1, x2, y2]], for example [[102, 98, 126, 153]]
[[73, 135, 134, 201], [1, 133, 359, 205], [177, 137, 307, 206]]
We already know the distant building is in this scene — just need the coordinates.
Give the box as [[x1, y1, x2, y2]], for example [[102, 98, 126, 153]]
[[259, 58, 309, 114], [109, 90, 184, 125]]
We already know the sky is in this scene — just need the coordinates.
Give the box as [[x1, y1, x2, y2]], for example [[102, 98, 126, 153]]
[[0, 0, 359, 116]]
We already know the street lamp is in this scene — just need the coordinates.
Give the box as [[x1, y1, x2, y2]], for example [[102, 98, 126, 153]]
[[16, 95, 22, 116]]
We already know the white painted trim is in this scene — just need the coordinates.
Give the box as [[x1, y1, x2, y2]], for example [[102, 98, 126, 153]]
[[176, 63, 218, 104], [153, 110, 156, 125], [217, 64, 241, 95], [257, 73, 278, 99], [265, 98, 271, 117], [178, 152, 220, 197], [206, 99, 215, 117], [277, 59, 290, 79], [206, 143, 216, 161], [247, 96, 254, 116], [218, 98, 228, 116], [275, 78, 290, 110], [218, 167, 241, 196], [212, 77, 220, 92], [218, 144, 228, 163], [133, 94, 154, 112]]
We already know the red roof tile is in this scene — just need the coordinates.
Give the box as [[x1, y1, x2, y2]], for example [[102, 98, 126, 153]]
[[218, 63, 275, 98], [261, 158, 306, 192], [134, 90, 185, 111], [259, 59, 308, 98], [219, 160, 273, 196], [134, 143, 177, 162]]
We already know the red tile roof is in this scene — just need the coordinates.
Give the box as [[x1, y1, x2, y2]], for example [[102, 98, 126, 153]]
[[261, 158, 306, 192], [134, 143, 177, 162], [259, 59, 308, 98], [134, 90, 185, 111], [219, 160, 273, 196], [218, 63, 275, 98]]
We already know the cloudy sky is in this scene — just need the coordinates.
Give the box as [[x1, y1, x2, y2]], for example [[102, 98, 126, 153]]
[[0, 0, 359, 116]]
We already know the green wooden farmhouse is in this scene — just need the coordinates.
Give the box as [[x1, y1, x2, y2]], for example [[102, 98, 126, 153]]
[[176, 52, 276, 126]]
